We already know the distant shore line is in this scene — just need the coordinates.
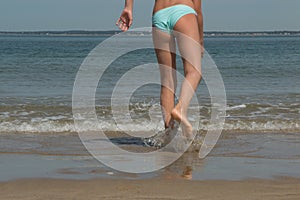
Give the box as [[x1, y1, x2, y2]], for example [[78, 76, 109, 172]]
[[1, 30, 300, 37]]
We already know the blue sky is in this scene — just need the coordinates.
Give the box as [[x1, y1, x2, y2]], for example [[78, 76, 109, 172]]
[[0, 0, 299, 31]]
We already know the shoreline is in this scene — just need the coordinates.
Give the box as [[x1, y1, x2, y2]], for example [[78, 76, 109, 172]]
[[1, 131, 299, 199], [1, 131, 300, 182]]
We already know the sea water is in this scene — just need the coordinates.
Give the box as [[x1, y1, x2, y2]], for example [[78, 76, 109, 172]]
[[0, 35, 299, 134]]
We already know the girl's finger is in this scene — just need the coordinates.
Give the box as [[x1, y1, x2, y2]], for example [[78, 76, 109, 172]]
[[116, 19, 120, 26], [129, 18, 133, 27], [116, 17, 123, 26]]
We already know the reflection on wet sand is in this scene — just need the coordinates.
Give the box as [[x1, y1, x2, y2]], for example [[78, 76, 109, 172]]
[[164, 152, 204, 180]]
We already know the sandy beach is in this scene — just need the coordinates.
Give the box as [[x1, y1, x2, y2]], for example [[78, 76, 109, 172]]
[[1, 177, 300, 200], [0, 131, 300, 199]]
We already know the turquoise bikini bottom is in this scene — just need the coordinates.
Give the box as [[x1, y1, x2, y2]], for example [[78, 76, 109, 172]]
[[152, 4, 197, 34]]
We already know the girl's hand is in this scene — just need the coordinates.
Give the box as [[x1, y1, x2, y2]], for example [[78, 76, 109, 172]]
[[116, 8, 133, 32]]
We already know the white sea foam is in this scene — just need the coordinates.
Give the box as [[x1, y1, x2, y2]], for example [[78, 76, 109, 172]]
[[226, 104, 247, 111], [0, 119, 299, 134]]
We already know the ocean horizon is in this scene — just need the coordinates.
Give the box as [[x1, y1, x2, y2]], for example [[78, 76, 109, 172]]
[[1, 29, 300, 37]]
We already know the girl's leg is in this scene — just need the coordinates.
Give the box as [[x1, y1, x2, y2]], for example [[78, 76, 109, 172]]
[[152, 29, 177, 129], [172, 14, 202, 137]]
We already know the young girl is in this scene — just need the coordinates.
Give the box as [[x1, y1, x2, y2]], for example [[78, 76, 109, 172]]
[[117, 0, 203, 148]]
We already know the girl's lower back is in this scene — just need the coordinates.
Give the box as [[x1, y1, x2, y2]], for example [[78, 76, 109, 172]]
[[153, 0, 195, 14]]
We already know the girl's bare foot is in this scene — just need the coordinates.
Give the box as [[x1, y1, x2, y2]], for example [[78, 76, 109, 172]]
[[171, 103, 193, 139], [143, 123, 179, 149]]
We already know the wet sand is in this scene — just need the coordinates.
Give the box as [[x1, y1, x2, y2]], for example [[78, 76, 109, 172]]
[[0, 131, 300, 199], [1, 177, 300, 200]]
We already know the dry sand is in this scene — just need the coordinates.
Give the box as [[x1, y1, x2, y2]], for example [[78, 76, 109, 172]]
[[1, 177, 300, 200]]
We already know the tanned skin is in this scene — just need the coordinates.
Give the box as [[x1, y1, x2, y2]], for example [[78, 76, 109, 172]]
[[117, 0, 203, 138]]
